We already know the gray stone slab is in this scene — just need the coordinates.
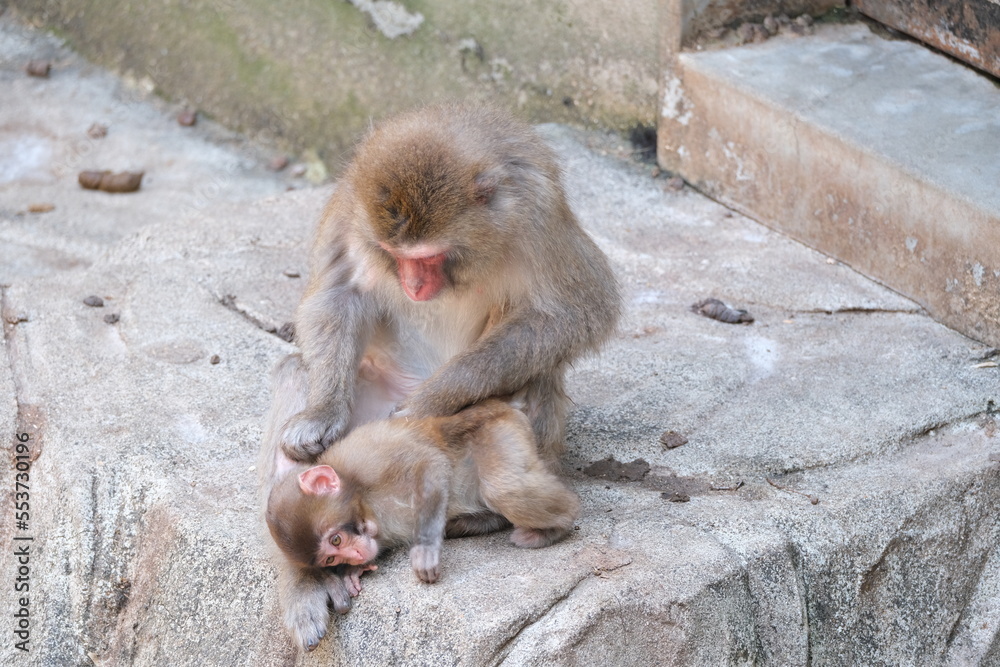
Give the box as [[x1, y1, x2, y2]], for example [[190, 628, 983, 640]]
[[686, 23, 1000, 214], [1, 16, 999, 667]]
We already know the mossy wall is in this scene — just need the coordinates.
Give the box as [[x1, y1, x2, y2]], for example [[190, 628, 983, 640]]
[[10, 0, 660, 168]]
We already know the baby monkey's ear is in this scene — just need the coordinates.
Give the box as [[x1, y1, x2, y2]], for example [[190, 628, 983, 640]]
[[298, 465, 342, 496]]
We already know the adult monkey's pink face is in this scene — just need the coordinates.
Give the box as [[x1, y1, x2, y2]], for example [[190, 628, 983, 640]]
[[379, 242, 450, 302], [360, 137, 501, 304]]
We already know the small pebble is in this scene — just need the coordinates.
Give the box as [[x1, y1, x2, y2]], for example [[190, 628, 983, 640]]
[[27, 203, 55, 213], [87, 123, 108, 139], [659, 430, 688, 449], [103, 313, 120, 324], [282, 269, 301, 278], [210, 354, 221, 365], [790, 15, 815, 36], [83, 295, 104, 308], [268, 155, 290, 171], [177, 109, 197, 126], [276, 322, 295, 343], [26, 60, 50, 77]]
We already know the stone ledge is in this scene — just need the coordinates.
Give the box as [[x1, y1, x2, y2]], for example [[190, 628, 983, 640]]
[[659, 22, 1000, 347], [2, 17, 999, 664]]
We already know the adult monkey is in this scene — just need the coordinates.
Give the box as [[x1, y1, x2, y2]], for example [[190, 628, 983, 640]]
[[281, 103, 621, 466], [265, 103, 620, 650]]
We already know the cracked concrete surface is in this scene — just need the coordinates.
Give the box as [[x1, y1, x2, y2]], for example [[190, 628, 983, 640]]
[[1, 15, 999, 667]]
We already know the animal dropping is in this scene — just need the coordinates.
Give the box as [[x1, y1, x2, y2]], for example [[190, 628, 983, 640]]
[[78, 170, 144, 193], [691, 297, 754, 324]]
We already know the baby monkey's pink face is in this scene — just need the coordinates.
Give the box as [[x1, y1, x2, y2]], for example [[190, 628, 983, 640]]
[[295, 465, 382, 568], [315, 519, 380, 568]]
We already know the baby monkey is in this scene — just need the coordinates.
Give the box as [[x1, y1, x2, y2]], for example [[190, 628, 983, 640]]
[[261, 354, 580, 651]]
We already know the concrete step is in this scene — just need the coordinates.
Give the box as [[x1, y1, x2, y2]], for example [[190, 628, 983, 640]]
[[659, 21, 1000, 347]]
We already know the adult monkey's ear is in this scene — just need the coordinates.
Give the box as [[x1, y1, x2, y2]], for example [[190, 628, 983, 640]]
[[473, 169, 502, 206]]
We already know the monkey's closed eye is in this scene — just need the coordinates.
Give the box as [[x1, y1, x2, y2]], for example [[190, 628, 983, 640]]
[[384, 209, 408, 237]]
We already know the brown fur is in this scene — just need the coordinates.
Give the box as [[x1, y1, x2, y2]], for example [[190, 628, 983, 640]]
[[262, 354, 580, 651], [281, 103, 621, 463]]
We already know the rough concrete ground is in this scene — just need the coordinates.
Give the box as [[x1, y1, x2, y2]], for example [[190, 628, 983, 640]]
[[1, 16, 999, 667], [0, 14, 292, 284]]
